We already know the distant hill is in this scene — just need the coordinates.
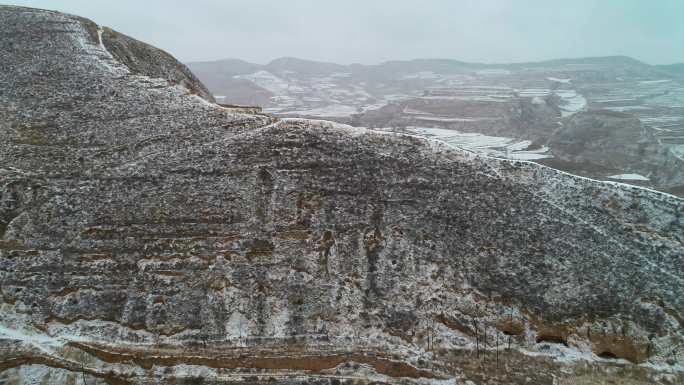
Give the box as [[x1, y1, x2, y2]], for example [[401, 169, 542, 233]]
[[657, 63, 684, 76], [187, 55, 669, 102], [266, 56, 347, 75], [188, 55, 658, 77]]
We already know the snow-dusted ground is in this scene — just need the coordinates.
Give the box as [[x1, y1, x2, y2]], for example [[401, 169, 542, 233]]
[[476, 69, 511, 76], [401, 71, 441, 80], [640, 79, 672, 85], [555, 89, 588, 117], [400, 126, 553, 160], [672, 145, 684, 161], [518, 88, 551, 97], [547, 77, 572, 84], [608, 173, 650, 181], [234, 70, 290, 94], [592, 80, 684, 165], [415, 116, 478, 123], [419, 95, 511, 102], [284, 104, 360, 118]]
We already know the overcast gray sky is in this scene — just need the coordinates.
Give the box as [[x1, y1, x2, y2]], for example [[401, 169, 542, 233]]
[[9, 0, 684, 65]]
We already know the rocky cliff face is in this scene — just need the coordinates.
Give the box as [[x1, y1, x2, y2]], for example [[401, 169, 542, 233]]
[[1, 6, 683, 385]]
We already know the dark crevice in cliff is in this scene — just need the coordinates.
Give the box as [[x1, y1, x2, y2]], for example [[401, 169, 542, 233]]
[[536, 335, 568, 347]]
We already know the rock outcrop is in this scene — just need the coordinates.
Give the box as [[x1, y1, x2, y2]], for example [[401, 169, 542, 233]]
[[0, 5, 683, 385]]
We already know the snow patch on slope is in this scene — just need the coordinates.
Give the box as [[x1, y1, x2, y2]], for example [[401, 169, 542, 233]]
[[555, 89, 587, 117], [608, 173, 650, 181], [234, 71, 290, 94], [401, 127, 553, 160]]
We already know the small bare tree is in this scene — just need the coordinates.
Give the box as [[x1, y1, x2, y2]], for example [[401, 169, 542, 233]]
[[495, 333, 499, 368], [81, 364, 88, 385]]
